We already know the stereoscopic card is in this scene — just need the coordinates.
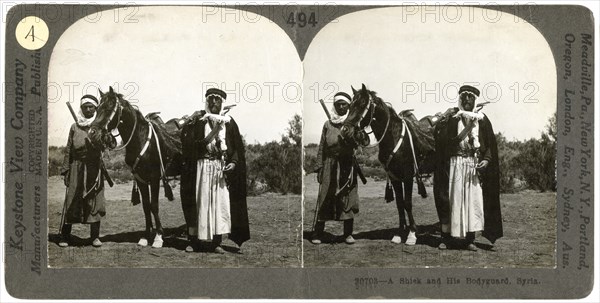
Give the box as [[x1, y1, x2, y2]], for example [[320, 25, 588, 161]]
[[2, 2, 596, 299]]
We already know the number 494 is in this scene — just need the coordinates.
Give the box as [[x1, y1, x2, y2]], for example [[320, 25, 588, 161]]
[[287, 12, 317, 27]]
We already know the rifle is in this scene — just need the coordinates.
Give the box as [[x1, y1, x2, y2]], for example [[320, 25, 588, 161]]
[[353, 157, 367, 185], [319, 99, 331, 120], [65, 102, 114, 187]]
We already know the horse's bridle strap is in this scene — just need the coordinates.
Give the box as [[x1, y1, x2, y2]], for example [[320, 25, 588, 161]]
[[112, 106, 137, 151], [363, 97, 390, 148], [405, 120, 421, 177], [105, 99, 120, 129], [359, 96, 375, 130], [385, 119, 407, 168], [103, 98, 137, 151], [385, 118, 421, 181], [132, 121, 153, 172]]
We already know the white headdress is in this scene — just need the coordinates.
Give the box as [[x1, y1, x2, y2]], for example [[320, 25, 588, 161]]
[[329, 92, 351, 124], [77, 95, 98, 127], [453, 89, 484, 149]]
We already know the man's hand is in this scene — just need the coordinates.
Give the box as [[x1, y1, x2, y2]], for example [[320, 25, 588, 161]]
[[476, 160, 489, 170], [63, 172, 69, 187], [223, 163, 236, 172]]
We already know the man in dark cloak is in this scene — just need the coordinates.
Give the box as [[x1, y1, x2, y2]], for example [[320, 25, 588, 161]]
[[433, 85, 503, 251], [312, 92, 360, 245], [180, 88, 249, 253]]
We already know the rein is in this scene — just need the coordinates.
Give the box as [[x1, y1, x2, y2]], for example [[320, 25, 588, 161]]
[[102, 97, 137, 151], [356, 94, 390, 148], [356, 92, 420, 182]]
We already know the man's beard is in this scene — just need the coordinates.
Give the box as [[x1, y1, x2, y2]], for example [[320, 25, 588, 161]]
[[209, 105, 221, 114], [461, 100, 474, 111]]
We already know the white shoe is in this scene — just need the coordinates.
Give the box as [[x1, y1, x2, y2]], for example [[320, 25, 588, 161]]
[[58, 236, 69, 247], [391, 235, 402, 244], [151, 234, 163, 248], [345, 235, 356, 244], [92, 238, 102, 247], [138, 238, 148, 247], [406, 231, 417, 246]]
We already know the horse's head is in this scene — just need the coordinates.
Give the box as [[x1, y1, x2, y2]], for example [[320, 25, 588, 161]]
[[341, 83, 376, 147], [88, 86, 121, 150]]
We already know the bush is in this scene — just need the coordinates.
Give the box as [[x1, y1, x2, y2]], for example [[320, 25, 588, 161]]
[[48, 146, 66, 176], [49, 115, 304, 196], [303, 144, 318, 173], [246, 114, 302, 195], [496, 133, 521, 193], [514, 135, 556, 192], [495, 113, 556, 193]]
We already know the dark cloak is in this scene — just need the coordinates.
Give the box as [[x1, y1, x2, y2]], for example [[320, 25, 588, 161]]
[[60, 123, 106, 224], [433, 108, 503, 243], [314, 121, 359, 223], [180, 111, 250, 246]]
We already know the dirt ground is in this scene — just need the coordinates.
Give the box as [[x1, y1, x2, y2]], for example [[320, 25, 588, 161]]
[[47, 177, 302, 268], [303, 175, 557, 268], [48, 175, 556, 268]]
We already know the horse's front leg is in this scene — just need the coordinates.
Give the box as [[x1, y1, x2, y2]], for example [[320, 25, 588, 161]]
[[138, 181, 152, 246], [150, 177, 164, 248], [403, 179, 418, 246], [391, 179, 406, 244]]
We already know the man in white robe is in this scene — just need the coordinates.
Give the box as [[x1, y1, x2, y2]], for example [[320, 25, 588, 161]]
[[433, 85, 503, 251], [180, 88, 250, 253]]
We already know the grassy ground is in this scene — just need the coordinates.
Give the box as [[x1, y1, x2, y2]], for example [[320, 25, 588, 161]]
[[303, 174, 556, 268], [48, 177, 302, 268]]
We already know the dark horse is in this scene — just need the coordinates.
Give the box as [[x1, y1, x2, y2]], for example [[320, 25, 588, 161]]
[[341, 84, 435, 245], [88, 87, 182, 248]]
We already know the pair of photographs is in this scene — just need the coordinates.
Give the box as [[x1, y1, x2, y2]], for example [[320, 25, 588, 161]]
[[3, 3, 596, 300]]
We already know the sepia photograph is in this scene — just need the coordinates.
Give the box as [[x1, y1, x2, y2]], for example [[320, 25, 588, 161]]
[[46, 6, 302, 268], [302, 6, 557, 268], [2, 2, 596, 300]]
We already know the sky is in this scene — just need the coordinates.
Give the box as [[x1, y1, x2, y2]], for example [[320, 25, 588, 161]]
[[303, 6, 557, 144], [48, 6, 302, 146], [48, 6, 557, 147]]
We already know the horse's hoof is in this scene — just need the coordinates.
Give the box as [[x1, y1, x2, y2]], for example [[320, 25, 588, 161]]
[[138, 238, 148, 247], [152, 234, 163, 248], [406, 231, 417, 246], [391, 235, 402, 244]]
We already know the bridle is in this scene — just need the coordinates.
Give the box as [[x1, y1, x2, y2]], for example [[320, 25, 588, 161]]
[[352, 93, 390, 148], [100, 95, 137, 151]]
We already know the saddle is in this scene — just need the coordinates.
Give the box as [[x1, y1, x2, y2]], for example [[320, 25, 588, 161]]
[[396, 109, 444, 175], [146, 112, 182, 135], [398, 109, 441, 130], [144, 112, 185, 177]]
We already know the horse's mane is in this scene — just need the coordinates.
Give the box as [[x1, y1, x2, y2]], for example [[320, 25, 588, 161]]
[[368, 90, 435, 154], [115, 93, 182, 158], [367, 90, 403, 123]]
